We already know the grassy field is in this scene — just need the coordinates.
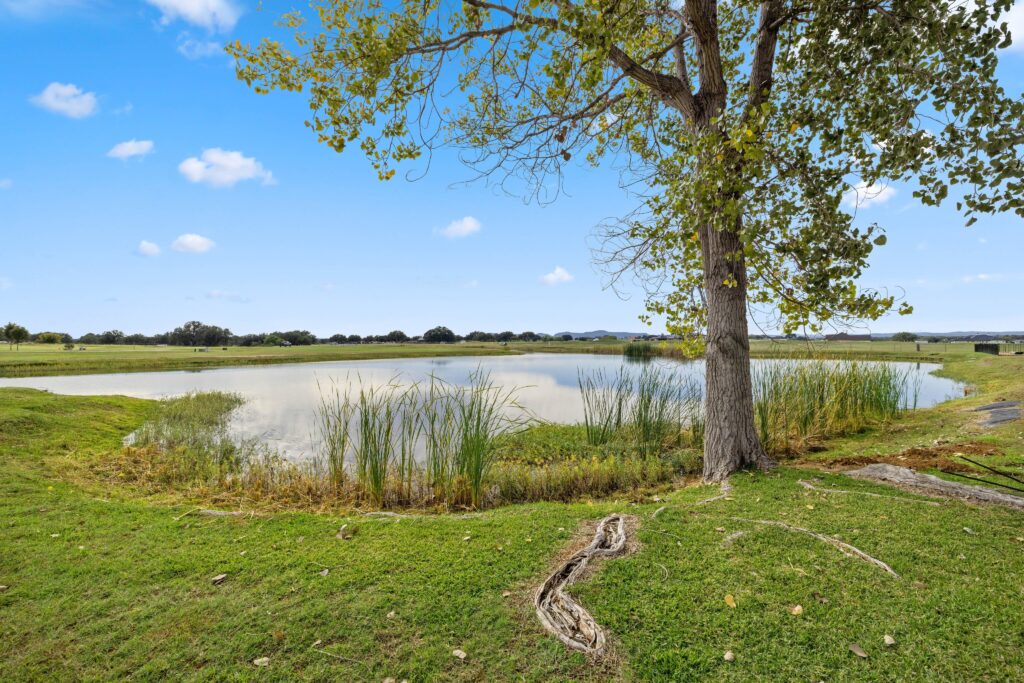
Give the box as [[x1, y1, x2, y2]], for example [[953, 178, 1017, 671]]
[[2, 347, 1023, 680], [0, 338, 980, 378], [0, 342, 517, 378]]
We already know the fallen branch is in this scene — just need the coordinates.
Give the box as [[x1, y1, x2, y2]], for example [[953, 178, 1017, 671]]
[[847, 464, 1024, 510], [535, 514, 630, 656], [729, 517, 899, 578], [797, 480, 941, 506]]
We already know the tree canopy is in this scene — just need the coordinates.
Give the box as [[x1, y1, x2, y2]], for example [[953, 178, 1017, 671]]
[[231, 0, 1024, 342]]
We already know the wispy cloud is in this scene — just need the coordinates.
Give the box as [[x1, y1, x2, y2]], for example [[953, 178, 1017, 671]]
[[0, 178, 11, 190], [540, 266, 573, 286], [108, 139, 155, 160], [30, 82, 98, 118], [146, 0, 241, 32], [438, 216, 481, 239], [842, 181, 896, 210], [172, 233, 215, 253], [179, 148, 274, 188], [958, 272, 1024, 282], [137, 240, 161, 257], [177, 32, 222, 59]]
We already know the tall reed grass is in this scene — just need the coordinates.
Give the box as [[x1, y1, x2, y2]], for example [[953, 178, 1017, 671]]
[[578, 365, 705, 453], [752, 360, 919, 454], [312, 370, 529, 508]]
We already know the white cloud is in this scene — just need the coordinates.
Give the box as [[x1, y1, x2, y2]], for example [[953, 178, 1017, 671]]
[[30, 82, 98, 118], [146, 0, 241, 32], [540, 266, 573, 286], [172, 233, 215, 253], [177, 33, 222, 59], [842, 181, 896, 209], [0, 178, 11, 190], [958, 272, 1024, 282], [137, 240, 161, 257], [439, 216, 481, 238], [1007, 2, 1024, 52], [179, 148, 274, 188], [108, 139, 155, 160]]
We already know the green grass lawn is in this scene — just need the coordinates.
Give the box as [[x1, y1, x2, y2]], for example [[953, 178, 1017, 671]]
[[3, 347, 1024, 681], [0, 342, 519, 378]]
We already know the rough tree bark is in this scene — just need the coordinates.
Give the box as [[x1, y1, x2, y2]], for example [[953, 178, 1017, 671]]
[[699, 220, 773, 481]]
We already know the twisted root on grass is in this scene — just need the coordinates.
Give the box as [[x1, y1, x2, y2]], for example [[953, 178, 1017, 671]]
[[535, 514, 631, 656], [797, 479, 942, 506], [729, 518, 899, 578]]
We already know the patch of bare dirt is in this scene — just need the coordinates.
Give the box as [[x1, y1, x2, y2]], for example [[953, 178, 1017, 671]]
[[807, 442, 1001, 473]]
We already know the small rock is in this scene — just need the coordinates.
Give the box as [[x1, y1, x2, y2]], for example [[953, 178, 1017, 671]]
[[318, 568, 329, 577], [462, 536, 471, 542], [312, 639, 323, 648], [386, 611, 396, 619], [788, 604, 803, 616], [501, 590, 512, 598], [452, 649, 467, 660], [723, 650, 735, 662], [884, 634, 896, 647], [849, 643, 869, 659], [211, 573, 228, 585], [253, 656, 270, 667], [239, 551, 247, 556], [963, 527, 976, 535]]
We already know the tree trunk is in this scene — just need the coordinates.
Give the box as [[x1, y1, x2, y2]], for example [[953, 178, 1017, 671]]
[[699, 221, 773, 481]]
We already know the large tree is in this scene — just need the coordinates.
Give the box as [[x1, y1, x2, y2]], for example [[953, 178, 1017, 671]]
[[231, 1, 1024, 480]]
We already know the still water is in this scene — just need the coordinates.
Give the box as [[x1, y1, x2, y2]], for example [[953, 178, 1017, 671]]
[[0, 354, 964, 460]]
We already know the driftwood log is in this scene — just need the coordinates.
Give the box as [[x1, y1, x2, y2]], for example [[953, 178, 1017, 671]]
[[534, 514, 629, 655], [846, 464, 1024, 510]]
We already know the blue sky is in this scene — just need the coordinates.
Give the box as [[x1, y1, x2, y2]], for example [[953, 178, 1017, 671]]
[[1, 0, 1023, 337]]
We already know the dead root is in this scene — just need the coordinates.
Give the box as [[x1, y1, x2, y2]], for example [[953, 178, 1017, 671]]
[[797, 479, 941, 506], [535, 514, 633, 656], [846, 464, 1024, 510], [729, 517, 899, 578]]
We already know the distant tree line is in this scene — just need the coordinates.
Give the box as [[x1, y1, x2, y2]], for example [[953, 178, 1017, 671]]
[[1, 320, 580, 348]]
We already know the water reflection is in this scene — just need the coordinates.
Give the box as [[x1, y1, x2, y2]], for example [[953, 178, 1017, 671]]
[[0, 354, 964, 461]]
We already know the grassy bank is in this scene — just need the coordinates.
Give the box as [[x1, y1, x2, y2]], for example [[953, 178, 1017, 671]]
[[0, 342, 517, 378], [0, 338, 979, 379], [2, 381, 1024, 680]]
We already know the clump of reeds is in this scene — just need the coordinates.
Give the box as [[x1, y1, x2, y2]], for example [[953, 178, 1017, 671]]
[[752, 360, 919, 454], [578, 368, 629, 446], [622, 341, 656, 359], [311, 370, 529, 509], [577, 365, 704, 454]]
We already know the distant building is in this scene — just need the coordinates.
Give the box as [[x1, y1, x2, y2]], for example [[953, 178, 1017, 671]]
[[825, 332, 872, 342]]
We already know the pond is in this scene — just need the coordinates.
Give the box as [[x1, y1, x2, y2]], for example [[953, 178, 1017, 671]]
[[0, 354, 964, 460]]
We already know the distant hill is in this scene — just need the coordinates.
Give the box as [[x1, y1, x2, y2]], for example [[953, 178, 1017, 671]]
[[872, 331, 1024, 338], [555, 330, 652, 339]]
